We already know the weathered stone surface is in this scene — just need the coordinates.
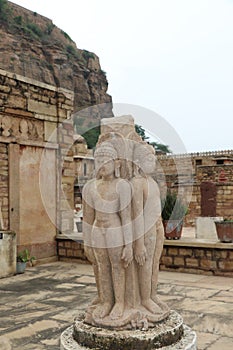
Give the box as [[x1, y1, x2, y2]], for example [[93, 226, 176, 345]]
[[61, 314, 197, 350], [0, 231, 16, 278], [0, 2, 112, 121]]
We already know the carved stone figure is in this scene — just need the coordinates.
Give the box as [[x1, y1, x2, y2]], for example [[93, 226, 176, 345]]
[[83, 141, 133, 325], [131, 142, 167, 306], [83, 130, 169, 330], [61, 116, 197, 349]]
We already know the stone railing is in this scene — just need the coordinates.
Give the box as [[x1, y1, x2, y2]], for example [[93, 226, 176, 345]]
[[158, 150, 233, 159]]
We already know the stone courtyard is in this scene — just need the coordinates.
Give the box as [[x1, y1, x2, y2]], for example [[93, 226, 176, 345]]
[[0, 261, 233, 350]]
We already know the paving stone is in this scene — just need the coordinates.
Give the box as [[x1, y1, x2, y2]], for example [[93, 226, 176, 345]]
[[4, 320, 61, 340], [75, 276, 96, 284], [158, 284, 219, 299], [55, 283, 85, 289], [195, 331, 220, 350], [0, 336, 12, 350], [0, 261, 233, 349], [210, 290, 233, 303], [207, 336, 233, 350], [193, 315, 233, 337]]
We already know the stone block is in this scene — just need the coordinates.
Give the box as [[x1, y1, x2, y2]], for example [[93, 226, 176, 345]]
[[195, 217, 221, 240], [7, 95, 26, 109], [168, 247, 179, 256], [0, 85, 10, 93], [101, 115, 135, 137], [65, 241, 72, 248], [67, 249, 74, 257], [44, 121, 57, 142], [0, 231, 16, 278], [4, 108, 34, 118], [200, 259, 217, 270], [186, 258, 199, 268], [194, 249, 205, 258], [58, 248, 66, 256], [218, 260, 233, 271], [28, 99, 57, 116], [161, 256, 173, 265], [174, 257, 185, 266]]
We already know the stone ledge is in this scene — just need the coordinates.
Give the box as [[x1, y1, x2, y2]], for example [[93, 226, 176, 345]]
[[164, 237, 233, 249], [0, 68, 74, 98]]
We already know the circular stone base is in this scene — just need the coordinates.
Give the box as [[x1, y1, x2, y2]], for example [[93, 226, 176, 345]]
[[60, 311, 197, 350]]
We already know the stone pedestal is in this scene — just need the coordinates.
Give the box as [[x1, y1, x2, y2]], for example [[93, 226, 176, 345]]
[[60, 311, 197, 350], [0, 231, 16, 278]]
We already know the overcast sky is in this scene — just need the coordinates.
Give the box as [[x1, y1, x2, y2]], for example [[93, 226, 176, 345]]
[[12, 0, 233, 153]]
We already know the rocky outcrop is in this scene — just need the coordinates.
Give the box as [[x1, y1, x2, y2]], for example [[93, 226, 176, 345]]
[[0, 1, 112, 122]]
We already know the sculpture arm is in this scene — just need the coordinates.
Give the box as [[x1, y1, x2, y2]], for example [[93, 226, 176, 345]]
[[82, 182, 95, 248], [118, 180, 133, 267], [132, 178, 147, 266]]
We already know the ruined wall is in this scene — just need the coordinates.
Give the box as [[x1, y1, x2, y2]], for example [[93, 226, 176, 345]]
[[0, 68, 74, 261], [157, 151, 233, 225]]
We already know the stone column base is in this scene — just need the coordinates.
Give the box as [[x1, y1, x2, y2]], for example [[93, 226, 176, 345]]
[[60, 311, 196, 350]]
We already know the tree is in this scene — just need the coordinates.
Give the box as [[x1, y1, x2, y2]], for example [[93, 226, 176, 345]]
[[149, 142, 171, 154], [82, 125, 100, 149], [135, 124, 149, 141], [135, 124, 171, 154]]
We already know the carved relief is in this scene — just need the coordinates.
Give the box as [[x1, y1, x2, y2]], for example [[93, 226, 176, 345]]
[[2, 116, 12, 137], [0, 114, 44, 141]]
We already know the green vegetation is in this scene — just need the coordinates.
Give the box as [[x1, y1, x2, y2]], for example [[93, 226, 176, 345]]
[[150, 141, 171, 154], [135, 124, 171, 154], [26, 22, 42, 37], [46, 22, 55, 35], [14, 15, 22, 25], [0, 0, 10, 22], [82, 50, 95, 60], [161, 191, 187, 221], [17, 249, 35, 264], [66, 44, 83, 61], [82, 125, 100, 149], [61, 29, 73, 42], [135, 124, 149, 141]]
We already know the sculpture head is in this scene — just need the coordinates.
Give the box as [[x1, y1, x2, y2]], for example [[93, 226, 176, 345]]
[[133, 142, 156, 176], [94, 142, 120, 179]]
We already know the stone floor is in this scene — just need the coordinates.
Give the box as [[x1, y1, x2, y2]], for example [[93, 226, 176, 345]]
[[0, 262, 233, 350]]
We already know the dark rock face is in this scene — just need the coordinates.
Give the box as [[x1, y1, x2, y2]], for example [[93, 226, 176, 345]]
[[0, 1, 113, 120]]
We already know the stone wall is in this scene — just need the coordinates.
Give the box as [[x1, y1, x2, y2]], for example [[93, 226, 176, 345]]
[[0, 144, 8, 229], [0, 68, 74, 261], [57, 239, 88, 262], [157, 151, 233, 225], [56, 238, 233, 277], [160, 242, 233, 277]]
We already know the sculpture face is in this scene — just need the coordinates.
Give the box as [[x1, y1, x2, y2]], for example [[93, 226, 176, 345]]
[[95, 155, 115, 178], [134, 147, 156, 175], [140, 151, 156, 174]]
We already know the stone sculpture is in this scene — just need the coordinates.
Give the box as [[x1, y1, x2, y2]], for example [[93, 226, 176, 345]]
[[82, 123, 169, 330], [60, 115, 197, 349]]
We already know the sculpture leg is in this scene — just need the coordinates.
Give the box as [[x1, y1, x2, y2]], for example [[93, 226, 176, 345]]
[[84, 245, 100, 305], [139, 230, 162, 314], [93, 247, 114, 319], [108, 246, 126, 320], [151, 218, 165, 301]]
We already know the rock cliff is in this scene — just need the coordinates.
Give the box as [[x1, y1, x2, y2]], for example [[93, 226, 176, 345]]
[[0, 1, 113, 124]]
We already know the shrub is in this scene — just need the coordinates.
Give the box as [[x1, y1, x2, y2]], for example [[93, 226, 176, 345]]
[[26, 22, 42, 37], [14, 15, 22, 25]]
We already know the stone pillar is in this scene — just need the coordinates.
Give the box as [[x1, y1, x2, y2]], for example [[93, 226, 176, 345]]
[[0, 231, 16, 278]]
